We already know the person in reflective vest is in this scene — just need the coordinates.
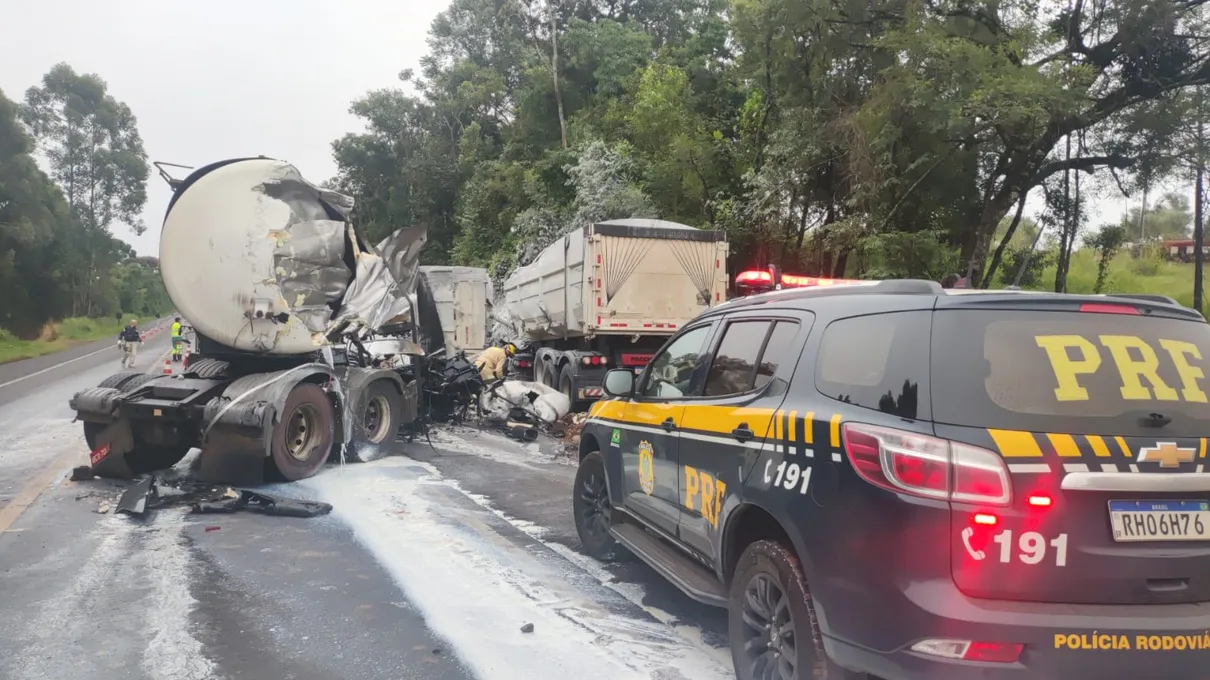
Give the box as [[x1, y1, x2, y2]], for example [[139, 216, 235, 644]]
[[171, 317, 184, 363], [474, 343, 516, 382]]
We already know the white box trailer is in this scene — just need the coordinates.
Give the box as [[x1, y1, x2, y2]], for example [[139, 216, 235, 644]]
[[501, 218, 728, 405], [420, 266, 492, 356]]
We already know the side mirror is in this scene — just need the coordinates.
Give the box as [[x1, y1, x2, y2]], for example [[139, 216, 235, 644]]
[[602, 368, 635, 398]]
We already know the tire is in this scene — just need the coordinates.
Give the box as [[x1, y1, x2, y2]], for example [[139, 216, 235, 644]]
[[559, 364, 577, 407], [729, 540, 863, 680], [344, 380, 401, 463], [121, 374, 158, 392], [573, 451, 627, 561], [185, 358, 229, 379], [269, 382, 335, 481], [97, 371, 142, 389]]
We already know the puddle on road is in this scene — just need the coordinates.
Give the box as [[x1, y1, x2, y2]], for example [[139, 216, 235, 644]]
[[303, 459, 734, 680]]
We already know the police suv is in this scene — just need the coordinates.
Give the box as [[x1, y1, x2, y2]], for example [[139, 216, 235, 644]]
[[572, 279, 1210, 680]]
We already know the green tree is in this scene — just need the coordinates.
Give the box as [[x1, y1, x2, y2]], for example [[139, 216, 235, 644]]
[[1088, 223, 1129, 293], [21, 63, 149, 316]]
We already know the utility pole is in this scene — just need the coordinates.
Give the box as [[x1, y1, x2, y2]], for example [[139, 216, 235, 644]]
[[1196, 117, 1205, 313]]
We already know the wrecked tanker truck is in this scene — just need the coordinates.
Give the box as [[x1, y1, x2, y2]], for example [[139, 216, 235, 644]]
[[69, 157, 443, 485]]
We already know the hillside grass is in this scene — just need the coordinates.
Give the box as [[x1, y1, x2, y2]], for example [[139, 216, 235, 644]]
[[0, 316, 139, 365], [1028, 250, 1207, 314]]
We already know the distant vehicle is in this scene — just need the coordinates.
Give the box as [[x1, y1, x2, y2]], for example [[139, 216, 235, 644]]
[[574, 280, 1210, 680], [500, 219, 729, 409], [1162, 238, 1210, 262], [70, 157, 434, 484]]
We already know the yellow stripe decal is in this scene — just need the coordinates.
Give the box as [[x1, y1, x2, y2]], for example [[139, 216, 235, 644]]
[[1047, 433, 1083, 458], [803, 411, 814, 445], [1114, 436, 1132, 458], [788, 410, 797, 443], [829, 413, 842, 448], [1085, 435, 1113, 458], [987, 429, 1044, 457], [1201, 438, 1207, 459]]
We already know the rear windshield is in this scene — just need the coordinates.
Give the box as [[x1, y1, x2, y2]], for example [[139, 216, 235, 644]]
[[931, 309, 1210, 437]]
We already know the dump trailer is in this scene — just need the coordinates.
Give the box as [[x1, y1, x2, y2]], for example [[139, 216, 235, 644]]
[[501, 218, 728, 406], [420, 266, 492, 356], [69, 157, 436, 485]]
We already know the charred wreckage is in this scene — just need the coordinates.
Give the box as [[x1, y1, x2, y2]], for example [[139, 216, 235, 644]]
[[69, 157, 490, 487]]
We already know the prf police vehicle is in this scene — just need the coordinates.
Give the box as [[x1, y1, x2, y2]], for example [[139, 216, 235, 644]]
[[572, 279, 1210, 680]]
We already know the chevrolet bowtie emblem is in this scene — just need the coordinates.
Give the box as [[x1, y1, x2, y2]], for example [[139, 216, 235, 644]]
[[1137, 442, 1197, 469]]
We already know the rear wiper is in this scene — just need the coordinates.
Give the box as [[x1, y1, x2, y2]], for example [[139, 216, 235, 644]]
[[1140, 412, 1173, 428]]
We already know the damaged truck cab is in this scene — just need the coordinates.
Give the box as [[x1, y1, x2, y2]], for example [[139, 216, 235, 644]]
[[70, 157, 432, 485]]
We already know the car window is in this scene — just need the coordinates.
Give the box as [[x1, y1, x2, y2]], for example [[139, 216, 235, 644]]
[[815, 311, 930, 419], [640, 325, 712, 398], [755, 321, 800, 390], [704, 321, 773, 396], [932, 309, 1210, 436]]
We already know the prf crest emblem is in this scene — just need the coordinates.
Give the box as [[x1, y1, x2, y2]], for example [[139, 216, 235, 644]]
[[638, 440, 655, 495]]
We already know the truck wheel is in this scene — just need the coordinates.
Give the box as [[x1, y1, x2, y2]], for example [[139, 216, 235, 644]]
[[345, 380, 401, 462], [97, 371, 142, 389], [559, 364, 578, 409], [728, 540, 863, 680], [573, 451, 626, 561], [269, 383, 335, 481]]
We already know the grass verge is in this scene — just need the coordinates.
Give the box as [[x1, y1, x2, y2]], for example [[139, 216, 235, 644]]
[[0, 317, 140, 365], [1030, 250, 1208, 314]]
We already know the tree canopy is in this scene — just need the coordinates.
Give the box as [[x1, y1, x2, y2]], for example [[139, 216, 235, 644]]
[[0, 64, 168, 340], [332, 0, 1210, 291]]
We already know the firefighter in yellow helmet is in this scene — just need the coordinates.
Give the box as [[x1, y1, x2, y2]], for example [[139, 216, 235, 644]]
[[474, 343, 516, 382]]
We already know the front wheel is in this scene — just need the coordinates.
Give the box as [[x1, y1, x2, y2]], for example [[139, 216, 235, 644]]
[[269, 382, 335, 481], [728, 540, 864, 680], [572, 451, 626, 561]]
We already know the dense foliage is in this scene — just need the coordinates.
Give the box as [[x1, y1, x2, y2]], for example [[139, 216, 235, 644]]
[[331, 0, 1210, 294], [0, 64, 169, 339]]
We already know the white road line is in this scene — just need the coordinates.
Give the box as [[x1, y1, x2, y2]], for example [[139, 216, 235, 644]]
[[0, 324, 169, 390]]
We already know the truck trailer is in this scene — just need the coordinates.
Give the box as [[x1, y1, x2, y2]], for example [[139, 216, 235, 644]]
[[500, 218, 728, 407], [69, 157, 437, 485], [419, 266, 492, 356]]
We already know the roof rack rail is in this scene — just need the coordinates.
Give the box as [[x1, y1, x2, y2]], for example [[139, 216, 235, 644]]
[[874, 279, 944, 294], [1104, 293, 1180, 306]]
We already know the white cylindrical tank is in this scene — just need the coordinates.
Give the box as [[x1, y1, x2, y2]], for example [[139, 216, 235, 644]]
[[159, 158, 355, 355]]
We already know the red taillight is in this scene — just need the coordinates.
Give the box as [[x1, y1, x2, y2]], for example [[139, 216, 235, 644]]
[[911, 639, 1023, 663], [1028, 494, 1052, 507], [516, 360, 530, 368], [1079, 302, 1140, 314], [842, 423, 1012, 506], [972, 513, 997, 525]]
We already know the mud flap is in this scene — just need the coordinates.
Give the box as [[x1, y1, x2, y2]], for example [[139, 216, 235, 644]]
[[90, 419, 138, 480], [197, 401, 276, 487]]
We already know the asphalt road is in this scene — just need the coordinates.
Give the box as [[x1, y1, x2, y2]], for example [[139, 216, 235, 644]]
[[0, 335, 729, 680]]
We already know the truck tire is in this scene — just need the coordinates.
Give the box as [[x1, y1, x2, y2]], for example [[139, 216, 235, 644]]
[[185, 358, 229, 379], [728, 540, 864, 680], [344, 380, 401, 462], [269, 382, 335, 481], [97, 371, 142, 389], [559, 364, 578, 409], [572, 451, 627, 561]]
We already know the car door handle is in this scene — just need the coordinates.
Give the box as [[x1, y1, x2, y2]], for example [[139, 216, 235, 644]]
[[732, 423, 754, 443], [661, 417, 676, 432]]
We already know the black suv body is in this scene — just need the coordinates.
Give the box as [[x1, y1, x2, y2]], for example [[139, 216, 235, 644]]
[[571, 279, 1210, 680]]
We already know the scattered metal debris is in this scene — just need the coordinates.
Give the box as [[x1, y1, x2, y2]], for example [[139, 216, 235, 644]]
[[521, 623, 535, 633], [97, 474, 332, 519]]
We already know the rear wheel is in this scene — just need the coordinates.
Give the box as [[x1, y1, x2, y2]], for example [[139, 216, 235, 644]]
[[729, 540, 864, 680], [97, 371, 142, 389], [269, 383, 335, 481], [559, 364, 578, 409], [573, 451, 626, 561], [344, 380, 401, 462]]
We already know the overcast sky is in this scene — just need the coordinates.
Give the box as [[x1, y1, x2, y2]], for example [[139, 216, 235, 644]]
[[0, 0, 1192, 258], [0, 0, 447, 256]]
